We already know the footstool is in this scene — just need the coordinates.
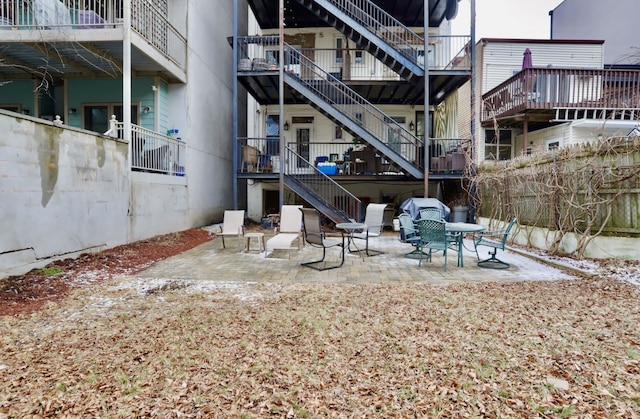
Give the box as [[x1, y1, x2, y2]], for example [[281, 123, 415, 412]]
[[244, 232, 265, 253]]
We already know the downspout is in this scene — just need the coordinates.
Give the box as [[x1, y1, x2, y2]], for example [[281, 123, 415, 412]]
[[469, 0, 477, 222], [123, 0, 132, 240], [233, 0, 239, 209]]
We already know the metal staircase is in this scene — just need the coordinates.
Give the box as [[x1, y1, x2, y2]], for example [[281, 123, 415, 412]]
[[284, 44, 424, 178], [283, 146, 361, 224], [292, 0, 425, 82]]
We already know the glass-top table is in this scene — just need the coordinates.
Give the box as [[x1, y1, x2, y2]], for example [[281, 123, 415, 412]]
[[444, 222, 486, 267], [336, 222, 367, 260]]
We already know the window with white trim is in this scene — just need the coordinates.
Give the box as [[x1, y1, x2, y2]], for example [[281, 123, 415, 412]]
[[484, 129, 512, 160]]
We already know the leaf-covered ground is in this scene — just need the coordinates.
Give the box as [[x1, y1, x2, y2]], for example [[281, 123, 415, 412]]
[[1, 272, 640, 417]]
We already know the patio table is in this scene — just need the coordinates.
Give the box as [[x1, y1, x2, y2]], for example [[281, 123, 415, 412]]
[[445, 222, 486, 267], [336, 222, 367, 260]]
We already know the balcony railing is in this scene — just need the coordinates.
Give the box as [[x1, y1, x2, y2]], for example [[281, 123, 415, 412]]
[[283, 146, 361, 222], [482, 68, 640, 122], [328, 0, 423, 61], [0, 0, 186, 69], [106, 118, 185, 176], [237, 137, 470, 176], [236, 35, 470, 80]]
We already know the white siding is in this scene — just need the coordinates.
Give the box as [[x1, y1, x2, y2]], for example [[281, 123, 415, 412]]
[[480, 41, 604, 94]]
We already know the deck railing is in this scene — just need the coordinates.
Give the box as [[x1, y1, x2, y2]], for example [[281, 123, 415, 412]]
[[237, 137, 470, 175], [323, 0, 423, 67], [236, 35, 470, 79], [482, 68, 640, 122], [106, 118, 185, 176], [0, 0, 186, 69], [283, 146, 362, 222]]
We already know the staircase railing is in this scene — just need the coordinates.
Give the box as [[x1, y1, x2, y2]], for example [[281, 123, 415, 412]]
[[284, 146, 361, 222], [285, 44, 424, 169], [320, 0, 424, 68]]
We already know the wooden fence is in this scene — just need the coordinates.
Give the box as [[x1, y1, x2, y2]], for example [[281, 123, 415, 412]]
[[476, 137, 640, 239]]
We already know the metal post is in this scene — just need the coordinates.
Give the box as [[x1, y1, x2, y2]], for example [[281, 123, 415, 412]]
[[278, 0, 285, 209], [233, 0, 239, 209], [469, 0, 478, 222], [423, 1, 430, 196]]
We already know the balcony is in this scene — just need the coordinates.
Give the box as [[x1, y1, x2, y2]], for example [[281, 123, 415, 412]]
[[481, 68, 640, 126], [0, 0, 186, 82], [234, 35, 470, 105], [237, 137, 470, 179], [105, 117, 186, 176]]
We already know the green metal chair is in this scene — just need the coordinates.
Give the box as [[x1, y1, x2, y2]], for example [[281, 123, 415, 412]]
[[417, 219, 451, 271], [398, 213, 423, 259], [474, 218, 517, 269]]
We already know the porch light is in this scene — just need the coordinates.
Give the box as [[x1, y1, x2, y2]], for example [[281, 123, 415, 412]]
[[143, 106, 151, 114], [283, 121, 289, 131], [409, 121, 415, 131], [69, 108, 77, 115]]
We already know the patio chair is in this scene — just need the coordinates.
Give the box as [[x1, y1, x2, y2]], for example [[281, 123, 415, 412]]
[[350, 203, 387, 256], [299, 208, 345, 271], [398, 213, 424, 259], [265, 205, 303, 259], [217, 210, 245, 252], [474, 218, 517, 269], [419, 208, 444, 221], [417, 219, 458, 271], [421, 207, 461, 265]]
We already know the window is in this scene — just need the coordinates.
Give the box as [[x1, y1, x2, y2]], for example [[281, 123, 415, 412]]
[[415, 111, 433, 141], [484, 129, 512, 160], [265, 115, 280, 156], [335, 38, 343, 63], [83, 104, 139, 137], [354, 50, 363, 64], [0, 104, 21, 113], [546, 139, 561, 151]]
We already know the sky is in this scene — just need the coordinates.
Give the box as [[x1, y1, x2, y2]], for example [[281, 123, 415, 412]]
[[451, 0, 565, 40]]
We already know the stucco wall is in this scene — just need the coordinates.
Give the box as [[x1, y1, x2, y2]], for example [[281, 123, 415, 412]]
[[0, 112, 197, 277], [0, 112, 130, 276], [479, 217, 640, 261]]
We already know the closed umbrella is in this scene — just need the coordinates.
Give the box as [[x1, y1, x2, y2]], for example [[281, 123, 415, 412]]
[[522, 48, 535, 93], [522, 48, 533, 70]]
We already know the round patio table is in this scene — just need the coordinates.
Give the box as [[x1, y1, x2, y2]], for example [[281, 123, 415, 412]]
[[445, 222, 486, 267], [336, 222, 367, 260]]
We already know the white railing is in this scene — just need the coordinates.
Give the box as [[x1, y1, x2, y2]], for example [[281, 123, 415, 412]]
[[0, 0, 186, 70], [105, 117, 185, 176]]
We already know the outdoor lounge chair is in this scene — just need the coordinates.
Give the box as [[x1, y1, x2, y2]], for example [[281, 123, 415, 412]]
[[474, 218, 517, 269], [265, 205, 303, 259], [350, 203, 387, 256], [217, 210, 245, 252], [299, 208, 345, 271]]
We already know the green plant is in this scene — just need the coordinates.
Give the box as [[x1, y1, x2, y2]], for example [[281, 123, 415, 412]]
[[36, 266, 63, 277]]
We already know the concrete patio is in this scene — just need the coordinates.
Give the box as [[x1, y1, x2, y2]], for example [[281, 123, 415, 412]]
[[135, 230, 578, 285]]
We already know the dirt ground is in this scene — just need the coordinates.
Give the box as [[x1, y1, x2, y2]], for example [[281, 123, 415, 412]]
[[2, 228, 640, 416], [0, 228, 213, 317]]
